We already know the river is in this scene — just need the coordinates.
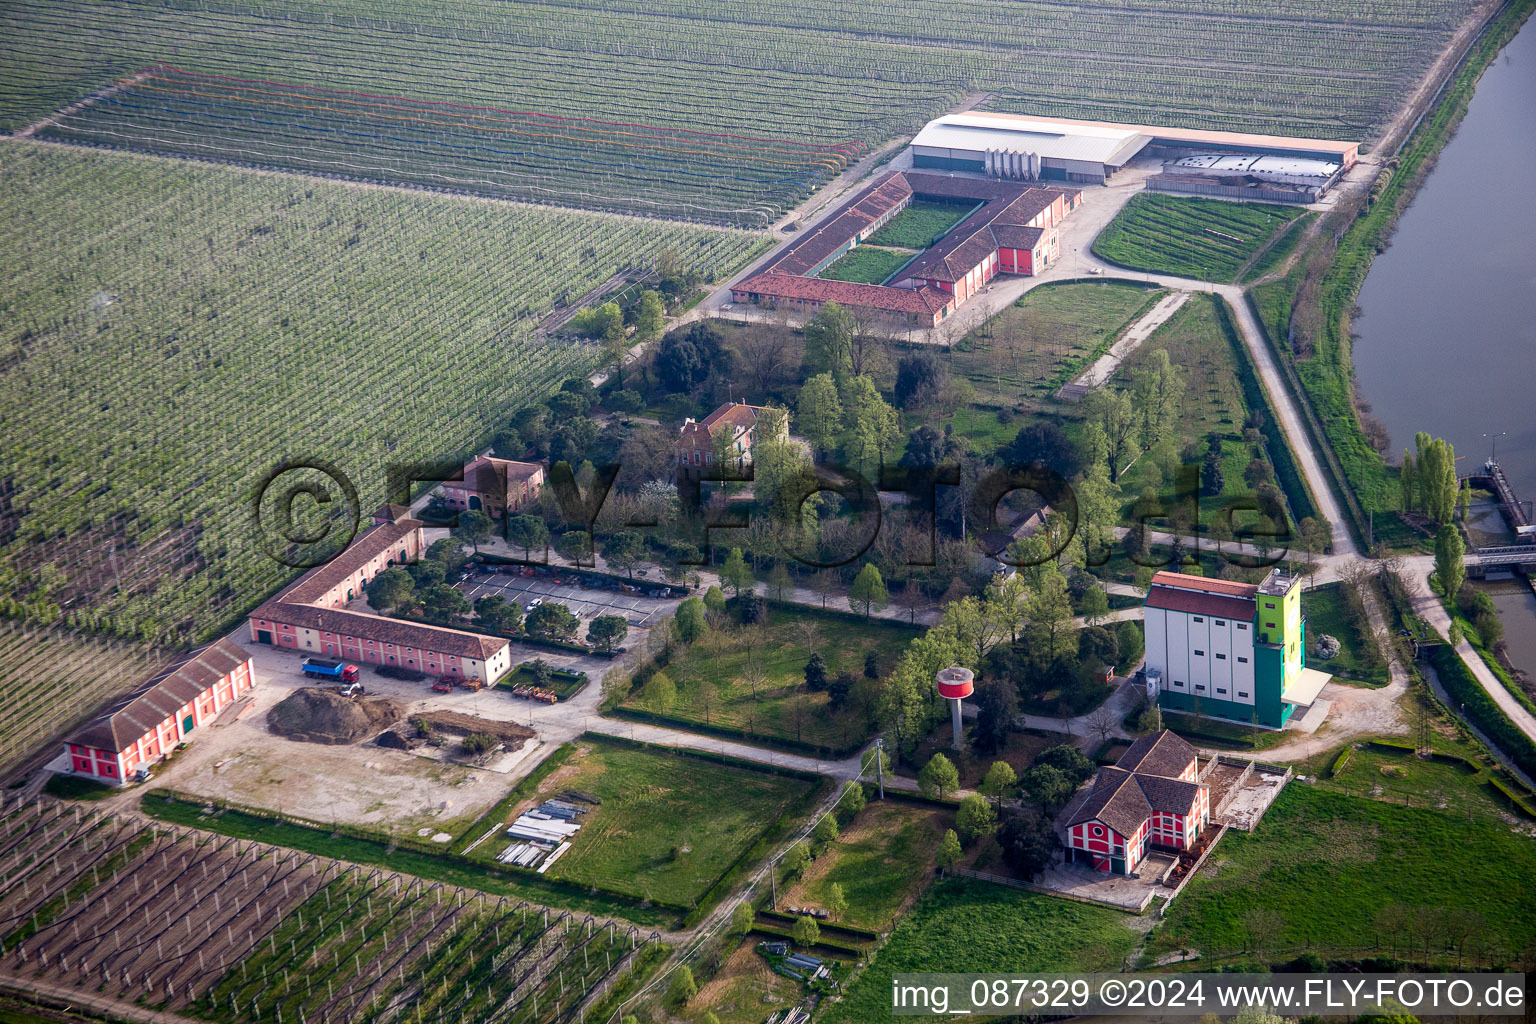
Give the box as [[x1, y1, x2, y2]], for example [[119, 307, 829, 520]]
[[1352, 14, 1536, 672]]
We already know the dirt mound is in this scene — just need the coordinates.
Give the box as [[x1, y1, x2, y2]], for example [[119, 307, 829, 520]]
[[415, 711, 533, 750], [267, 688, 405, 745]]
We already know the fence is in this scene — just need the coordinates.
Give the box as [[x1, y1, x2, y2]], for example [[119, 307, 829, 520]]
[[1157, 823, 1229, 915], [950, 868, 1154, 913]]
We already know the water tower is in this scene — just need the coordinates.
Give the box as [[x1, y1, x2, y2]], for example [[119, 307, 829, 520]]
[[935, 666, 974, 750]]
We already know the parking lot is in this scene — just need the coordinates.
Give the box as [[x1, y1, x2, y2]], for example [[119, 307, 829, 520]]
[[458, 566, 683, 628]]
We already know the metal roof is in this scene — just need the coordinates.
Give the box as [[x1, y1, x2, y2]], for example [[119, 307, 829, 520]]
[[912, 113, 1150, 166]]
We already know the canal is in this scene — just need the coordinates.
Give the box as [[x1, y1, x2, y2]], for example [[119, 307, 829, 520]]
[[1351, 13, 1536, 674]]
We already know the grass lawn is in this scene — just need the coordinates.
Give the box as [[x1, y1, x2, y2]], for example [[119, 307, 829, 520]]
[[1092, 193, 1303, 283], [818, 245, 916, 284], [42, 774, 119, 800], [1149, 785, 1536, 965], [497, 661, 589, 700], [865, 199, 975, 249], [1303, 582, 1389, 685], [621, 606, 922, 754], [476, 738, 816, 908], [1320, 740, 1531, 824], [940, 280, 1162, 414], [821, 877, 1136, 1023], [907, 725, 1067, 789], [781, 801, 949, 931]]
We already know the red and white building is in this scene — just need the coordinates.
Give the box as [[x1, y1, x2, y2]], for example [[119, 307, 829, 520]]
[[1061, 730, 1210, 875], [673, 402, 788, 474], [248, 505, 512, 684], [64, 637, 253, 785], [438, 455, 544, 519]]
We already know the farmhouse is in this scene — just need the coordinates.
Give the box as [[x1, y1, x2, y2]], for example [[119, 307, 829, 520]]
[[912, 111, 1357, 188], [64, 637, 254, 785], [438, 455, 544, 519], [248, 505, 513, 684], [1142, 568, 1329, 728], [673, 401, 788, 473], [730, 172, 1082, 325], [1061, 730, 1211, 875]]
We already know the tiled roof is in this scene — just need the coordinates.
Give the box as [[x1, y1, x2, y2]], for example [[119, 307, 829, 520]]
[[453, 456, 542, 496], [1149, 571, 1258, 598], [260, 518, 422, 609], [734, 273, 954, 315], [765, 172, 916, 277], [1145, 587, 1256, 621], [1067, 767, 1150, 839], [254, 604, 507, 660], [67, 637, 250, 753], [905, 186, 1072, 283], [1116, 730, 1198, 780], [1135, 774, 1203, 814]]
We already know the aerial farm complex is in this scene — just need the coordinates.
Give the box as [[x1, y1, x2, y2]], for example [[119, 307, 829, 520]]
[[4, 0, 1536, 1020]]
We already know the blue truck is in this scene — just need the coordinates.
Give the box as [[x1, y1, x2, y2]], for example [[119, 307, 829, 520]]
[[301, 658, 360, 684]]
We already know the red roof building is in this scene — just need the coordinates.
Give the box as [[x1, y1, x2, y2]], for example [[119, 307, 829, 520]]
[[248, 505, 513, 684], [674, 402, 787, 473], [439, 455, 544, 519], [731, 172, 1082, 326], [1060, 730, 1210, 875], [64, 637, 254, 785]]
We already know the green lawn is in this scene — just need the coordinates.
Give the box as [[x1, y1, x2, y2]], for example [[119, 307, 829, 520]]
[[940, 280, 1162, 414], [821, 877, 1136, 1023], [621, 606, 922, 754], [1092, 193, 1303, 282], [482, 738, 816, 907], [782, 801, 948, 931], [497, 661, 589, 699], [819, 245, 916, 284], [1303, 582, 1389, 685], [1149, 785, 1536, 965], [865, 200, 975, 249], [1321, 739, 1532, 824]]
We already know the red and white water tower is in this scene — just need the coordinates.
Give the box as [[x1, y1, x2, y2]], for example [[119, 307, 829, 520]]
[[936, 666, 974, 750]]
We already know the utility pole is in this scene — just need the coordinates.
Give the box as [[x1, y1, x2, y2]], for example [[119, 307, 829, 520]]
[[874, 737, 885, 800]]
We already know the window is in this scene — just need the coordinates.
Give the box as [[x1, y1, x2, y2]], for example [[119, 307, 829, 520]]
[[1217, 687, 1228, 695], [1193, 616, 1204, 623], [1216, 619, 1225, 626], [1195, 684, 1206, 692], [1216, 653, 1227, 660], [1264, 601, 1275, 609], [1194, 650, 1205, 657], [1238, 691, 1249, 698], [1238, 656, 1248, 664], [1265, 622, 1276, 629], [1237, 623, 1248, 631]]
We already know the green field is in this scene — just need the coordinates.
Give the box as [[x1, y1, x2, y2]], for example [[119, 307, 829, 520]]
[[781, 800, 948, 931], [936, 280, 1162, 416], [0, 622, 164, 773], [866, 200, 975, 249], [0, 0, 1465, 222], [819, 245, 916, 285], [0, 141, 764, 647], [821, 878, 1136, 1023], [474, 739, 816, 907], [1150, 785, 1536, 965], [1302, 582, 1389, 685], [1092, 194, 1304, 282], [620, 605, 922, 754]]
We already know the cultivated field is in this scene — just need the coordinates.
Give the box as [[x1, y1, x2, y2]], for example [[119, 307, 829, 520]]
[[0, 140, 765, 647], [820, 877, 1136, 1023], [466, 739, 816, 908], [1149, 785, 1536, 965], [2, 0, 1471, 222], [1092, 193, 1305, 282], [0, 622, 165, 774], [0, 798, 649, 1023], [620, 606, 922, 754]]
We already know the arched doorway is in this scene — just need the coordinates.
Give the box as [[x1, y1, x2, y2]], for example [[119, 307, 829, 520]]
[[469, 496, 482, 511]]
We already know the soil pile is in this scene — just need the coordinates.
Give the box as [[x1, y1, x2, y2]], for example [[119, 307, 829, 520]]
[[267, 688, 405, 745], [415, 711, 533, 750]]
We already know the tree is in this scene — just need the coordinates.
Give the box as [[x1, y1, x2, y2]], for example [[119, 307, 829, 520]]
[[1078, 625, 1120, 671], [730, 901, 755, 937], [956, 793, 998, 844], [1079, 585, 1110, 627], [505, 515, 549, 560], [1008, 421, 1082, 479], [973, 681, 1018, 754], [893, 350, 948, 409], [1400, 449, 1417, 512], [421, 584, 470, 623], [586, 615, 628, 652], [366, 568, 414, 613], [1434, 524, 1465, 604], [657, 321, 725, 394], [1116, 620, 1144, 669], [782, 840, 810, 876], [828, 670, 855, 710], [1129, 347, 1185, 444], [996, 809, 1058, 880], [1019, 764, 1073, 809], [554, 530, 593, 564], [849, 563, 889, 618], [450, 509, 495, 553], [426, 536, 468, 573], [980, 761, 1018, 812], [600, 667, 632, 709], [765, 561, 796, 601], [803, 651, 828, 692], [813, 814, 839, 844], [1415, 432, 1458, 524], [643, 671, 677, 712], [1201, 447, 1226, 497], [720, 547, 753, 596], [666, 965, 697, 1008], [525, 602, 579, 640], [674, 596, 708, 643], [407, 558, 447, 590], [703, 584, 727, 617], [803, 302, 855, 377], [841, 374, 901, 469], [603, 531, 646, 577], [1243, 906, 1285, 958], [840, 780, 867, 817], [474, 594, 522, 634], [935, 828, 963, 874], [634, 289, 665, 345], [790, 915, 820, 949], [825, 882, 848, 921], [919, 752, 959, 800], [459, 732, 499, 760], [796, 372, 843, 454], [1034, 744, 1097, 785], [1024, 568, 1074, 660], [1085, 389, 1141, 481]]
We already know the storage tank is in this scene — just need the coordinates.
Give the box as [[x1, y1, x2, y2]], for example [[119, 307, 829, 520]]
[[936, 666, 974, 749]]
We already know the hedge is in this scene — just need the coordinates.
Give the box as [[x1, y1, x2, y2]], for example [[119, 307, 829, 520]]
[[1428, 643, 1536, 781], [757, 908, 880, 942], [1330, 747, 1353, 777], [1484, 778, 1536, 821], [1366, 738, 1416, 754]]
